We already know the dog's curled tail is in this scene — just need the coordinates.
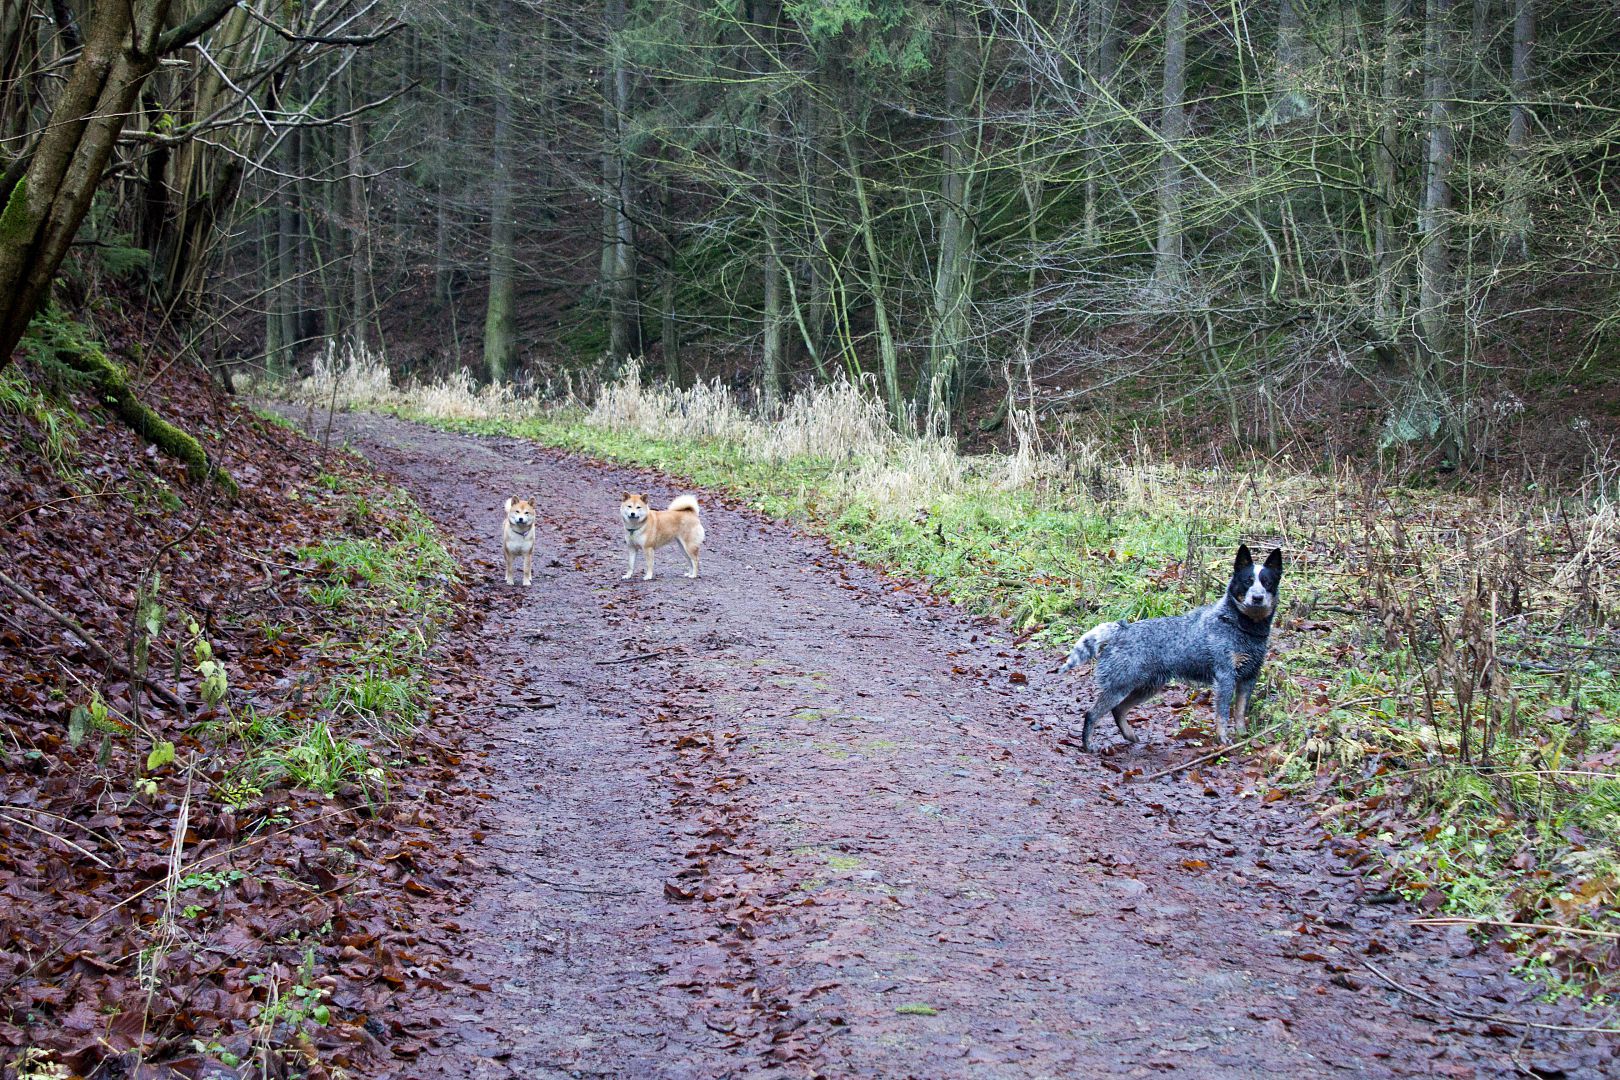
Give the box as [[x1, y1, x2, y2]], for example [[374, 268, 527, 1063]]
[[1059, 620, 1126, 674], [667, 495, 701, 514]]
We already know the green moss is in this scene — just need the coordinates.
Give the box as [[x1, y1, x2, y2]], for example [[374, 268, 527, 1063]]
[[0, 174, 30, 245], [23, 307, 238, 495]]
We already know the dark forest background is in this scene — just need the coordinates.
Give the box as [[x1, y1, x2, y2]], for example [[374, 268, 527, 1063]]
[[4, 1, 1620, 471]]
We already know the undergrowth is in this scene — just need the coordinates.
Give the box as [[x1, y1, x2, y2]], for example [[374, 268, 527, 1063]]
[[228, 473, 455, 800], [1, 309, 98, 476], [261, 345, 1620, 1002]]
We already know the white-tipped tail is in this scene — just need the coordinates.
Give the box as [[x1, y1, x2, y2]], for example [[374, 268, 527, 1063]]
[[667, 495, 701, 513], [1059, 620, 1125, 674]]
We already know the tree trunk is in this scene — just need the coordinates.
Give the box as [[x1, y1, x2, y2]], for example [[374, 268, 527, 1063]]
[[841, 119, 903, 425], [1083, 0, 1118, 249], [795, 85, 832, 375], [276, 158, 299, 364], [602, 0, 637, 361], [1374, 0, 1409, 340], [1505, 0, 1534, 258], [433, 56, 455, 306], [762, 200, 783, 414], [660, 179, 680, 383], [55, 337, 236, 494], [0, 1, 175, 364], [484, 3, 517, 382], [346, 66, 373, 353], [1418, 0, 1455, 370], [262, 210, 284, 372], [0, 2, 35, 150], [926, 0, 976, 432], [1154, 0, 1188, 295]]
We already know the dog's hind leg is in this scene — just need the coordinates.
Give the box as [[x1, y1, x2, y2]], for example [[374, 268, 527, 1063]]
[[680, 537, 699, 578], [1111, 687, 1157, 745], [1082, 684, 1134, 752]]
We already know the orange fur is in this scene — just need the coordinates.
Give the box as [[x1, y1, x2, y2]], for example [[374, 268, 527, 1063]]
[[620, 492, 705, 580]]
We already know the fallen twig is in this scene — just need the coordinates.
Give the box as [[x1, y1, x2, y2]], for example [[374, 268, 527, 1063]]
[[595, 647, 681, 666], [0, 568, 186, 712], [1133, 723, 1282, 783], [0, 812, 113, 869], [1410, 916, 1620, 940], [527, 874, 639, 896], [1361, 960, 1620, 1034]]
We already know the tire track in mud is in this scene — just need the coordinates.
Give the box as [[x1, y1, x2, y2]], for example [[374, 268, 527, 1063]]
[[296, 410, 1613, 1080]]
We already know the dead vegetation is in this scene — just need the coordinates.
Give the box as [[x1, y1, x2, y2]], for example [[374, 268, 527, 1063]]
[[0, 327, 482, 1075]]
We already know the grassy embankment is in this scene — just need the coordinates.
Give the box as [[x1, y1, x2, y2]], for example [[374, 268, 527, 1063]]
[[2, 318, 464, 1073], [269, 347, 1620, 1003]]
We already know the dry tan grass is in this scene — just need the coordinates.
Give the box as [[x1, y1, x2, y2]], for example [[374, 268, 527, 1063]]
[[258, 350, 1616, 617], [259, 342, 541, 423]]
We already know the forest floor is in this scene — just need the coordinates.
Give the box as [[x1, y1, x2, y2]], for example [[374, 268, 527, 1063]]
[[296, 408, 1616, 1079]]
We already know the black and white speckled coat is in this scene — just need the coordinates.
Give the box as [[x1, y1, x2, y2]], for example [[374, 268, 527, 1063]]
[[1061, 545, 1284, 750]]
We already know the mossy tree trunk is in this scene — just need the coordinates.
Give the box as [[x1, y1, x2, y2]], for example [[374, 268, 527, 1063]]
[[1, 2, 152, 363], [0, 0, 240, 365], [53, 330, 237, 494]]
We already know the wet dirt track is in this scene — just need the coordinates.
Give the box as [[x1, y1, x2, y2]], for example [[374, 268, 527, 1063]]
[[304, 411, 1614, 1079]]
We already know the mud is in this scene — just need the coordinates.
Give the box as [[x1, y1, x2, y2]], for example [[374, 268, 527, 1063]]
[[304, 411, 1612, 1079]]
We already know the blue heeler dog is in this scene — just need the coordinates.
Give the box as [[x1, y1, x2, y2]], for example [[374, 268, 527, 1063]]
[[1059, 544, 1284, 750]]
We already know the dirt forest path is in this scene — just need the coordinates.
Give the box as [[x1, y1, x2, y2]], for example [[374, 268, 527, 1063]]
[[299, 411, 1609, 1079]]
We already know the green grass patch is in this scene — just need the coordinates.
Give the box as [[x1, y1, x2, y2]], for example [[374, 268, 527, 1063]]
[[0, 359, 83, 475], [192, 473, 459, 807]]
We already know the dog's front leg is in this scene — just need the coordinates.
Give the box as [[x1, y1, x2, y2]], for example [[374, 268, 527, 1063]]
[[642, 544, 655, 581], [1213, 672, 1236, 743], [504, 547, 515, 586], [1234, 681, 1253, 735], [622, 541, 637, 580], [522, 546, 533, 587]]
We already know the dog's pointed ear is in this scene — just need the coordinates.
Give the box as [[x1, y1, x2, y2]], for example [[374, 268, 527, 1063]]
[[504, 497, 514, 512], [619, 491, 629, 502], [1265, 547, 1284, 575], [1234, 543, 1253, 571]]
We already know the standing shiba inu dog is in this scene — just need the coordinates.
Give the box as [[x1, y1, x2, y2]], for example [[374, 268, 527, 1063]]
[[1060, 544, 1284, 750], [502, 497, 537, 586], [620, 493, 704, 580]]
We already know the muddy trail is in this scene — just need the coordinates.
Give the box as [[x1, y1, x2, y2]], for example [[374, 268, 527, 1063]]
[[300, 411, 1612, 1079]]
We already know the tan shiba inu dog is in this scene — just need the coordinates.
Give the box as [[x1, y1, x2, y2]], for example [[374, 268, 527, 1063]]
[[502, 497, 537, 586], [620, 493, 704, 580]]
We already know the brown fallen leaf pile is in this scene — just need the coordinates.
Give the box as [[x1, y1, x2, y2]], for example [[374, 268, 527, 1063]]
[[0, 308, 481, 1077]]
